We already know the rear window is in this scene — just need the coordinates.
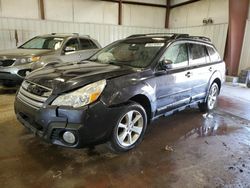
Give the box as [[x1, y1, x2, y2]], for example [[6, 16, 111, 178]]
[[207, 46, 221, 62]]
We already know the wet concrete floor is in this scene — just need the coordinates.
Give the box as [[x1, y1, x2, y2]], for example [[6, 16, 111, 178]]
[[0, 84, 250, 188]]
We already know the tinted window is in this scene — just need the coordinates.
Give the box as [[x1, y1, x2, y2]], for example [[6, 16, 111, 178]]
[[163, 43, 188, 67], [189, 43, 207, 65], [64, 38, 79, 51], [80, 39, 97, 50], [207, 46, 221, 62], [89, 40, 98, 48]]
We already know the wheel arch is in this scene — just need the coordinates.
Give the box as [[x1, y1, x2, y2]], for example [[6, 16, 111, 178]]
[[129, 94, 153, 122], [208, 71, 223, 93]]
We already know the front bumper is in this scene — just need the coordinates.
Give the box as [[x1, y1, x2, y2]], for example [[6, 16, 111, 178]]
[[14, 97, 124, 148]]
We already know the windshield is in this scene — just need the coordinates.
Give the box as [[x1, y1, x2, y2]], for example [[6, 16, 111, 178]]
[[90, 39, 166, 68], [19, 37, 64, 50]]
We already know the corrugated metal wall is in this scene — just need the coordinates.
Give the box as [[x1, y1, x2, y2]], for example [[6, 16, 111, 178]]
[[0, 17, 228, 58], [168, 23, 228, 57], [0, 17, 166, 49], [239, 20, 250, 73]]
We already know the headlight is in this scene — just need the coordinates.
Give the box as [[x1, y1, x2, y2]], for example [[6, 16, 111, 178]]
[[52, 80, 106, 108], [28, 56, 41, 62], [20, 58, 27, 64], [20, 56, 41, 64]]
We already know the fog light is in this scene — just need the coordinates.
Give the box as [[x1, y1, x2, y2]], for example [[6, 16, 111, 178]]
[[62, 131, 76, 144]]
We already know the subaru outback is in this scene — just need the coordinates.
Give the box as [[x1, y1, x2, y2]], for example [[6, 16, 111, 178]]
[[14, 33, 225, 152]]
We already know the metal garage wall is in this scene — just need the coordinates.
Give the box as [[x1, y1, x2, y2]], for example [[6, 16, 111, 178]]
[[168, 23, 228, 57], [0, 17, 228, 58], [239, 20, 250, 73], [0, 17, 167, 49]]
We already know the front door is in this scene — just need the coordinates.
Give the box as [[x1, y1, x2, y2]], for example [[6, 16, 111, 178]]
[[155, 42, 192, 115], [60, 38, 81, 63]]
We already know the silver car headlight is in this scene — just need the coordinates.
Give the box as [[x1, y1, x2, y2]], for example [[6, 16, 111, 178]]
[[18, 56, 41, 64], [52, 80, 106, 108]]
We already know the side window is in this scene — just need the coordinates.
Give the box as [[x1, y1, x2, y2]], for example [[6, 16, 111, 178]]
[[189, 43, 207, 65], [207, 46, 221, 62], [89, 40, 98, 49], [64, 38, 79, 52], [80, 38, 97, 50], [163, 43, 188, 67]]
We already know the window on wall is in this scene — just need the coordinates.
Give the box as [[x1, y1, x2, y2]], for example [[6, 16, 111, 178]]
[[162, 43, 188, 67], [189, 43, 208, 65]]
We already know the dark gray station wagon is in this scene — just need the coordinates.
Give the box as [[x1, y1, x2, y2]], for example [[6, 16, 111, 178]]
[[15, 33, 225, 153]]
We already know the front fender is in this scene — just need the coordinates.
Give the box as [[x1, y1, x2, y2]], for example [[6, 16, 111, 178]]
[[100, 76, 157, 113]]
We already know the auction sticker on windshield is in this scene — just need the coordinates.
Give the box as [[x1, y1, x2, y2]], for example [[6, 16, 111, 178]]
[[145, 43, 165, 47]]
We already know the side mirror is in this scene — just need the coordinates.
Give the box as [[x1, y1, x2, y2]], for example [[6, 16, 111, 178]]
[[161, 59, 173, 70], [64, 46, 76, 54]]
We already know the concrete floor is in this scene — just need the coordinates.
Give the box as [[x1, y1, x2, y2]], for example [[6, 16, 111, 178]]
[[0, 84, 250, 188]]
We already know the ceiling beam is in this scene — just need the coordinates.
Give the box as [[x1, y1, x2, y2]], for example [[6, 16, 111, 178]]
[[39, 0, 45, 20], [165, 0, 171, 28], [118, 0, 122, 25], [170, 0, 201, 9], [100, 0, 166, 8]]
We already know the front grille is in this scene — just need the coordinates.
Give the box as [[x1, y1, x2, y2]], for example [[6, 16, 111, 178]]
[[0, 59, 15, 67], [17, 81, 52, 110]]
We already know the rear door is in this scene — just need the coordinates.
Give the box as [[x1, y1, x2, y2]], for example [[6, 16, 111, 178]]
[[188, 43, 212, 102], [155, 42, 192, 115], [78, 38, 100, 60]]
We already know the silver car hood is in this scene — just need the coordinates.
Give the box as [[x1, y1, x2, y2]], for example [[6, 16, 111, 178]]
[[0, 48, 53, 58]]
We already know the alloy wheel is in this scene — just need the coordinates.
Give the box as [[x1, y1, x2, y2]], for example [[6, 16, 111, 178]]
[[207, 83, 219, 110], [116, 110, 144, 147]]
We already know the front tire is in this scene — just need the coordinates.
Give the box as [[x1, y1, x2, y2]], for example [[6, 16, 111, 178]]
[[108, 102, 147, 153], [198, 82, 219, 112]]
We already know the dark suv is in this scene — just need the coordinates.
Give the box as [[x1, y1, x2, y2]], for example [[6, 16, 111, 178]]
[[14, 33, 225, 152]]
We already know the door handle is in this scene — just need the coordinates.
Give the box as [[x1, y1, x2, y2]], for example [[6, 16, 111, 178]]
[[209, 67, 213, 72], [185, 72, 192, 78]]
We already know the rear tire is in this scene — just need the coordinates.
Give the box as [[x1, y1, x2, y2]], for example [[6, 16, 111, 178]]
[[198, 82, 219, 112], [108, 102, 147, 153], [247, 82, 250, 88]]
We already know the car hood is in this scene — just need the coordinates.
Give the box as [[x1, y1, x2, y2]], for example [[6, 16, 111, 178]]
[[26, 61, 137, 94], [0, 48, 53, 58]]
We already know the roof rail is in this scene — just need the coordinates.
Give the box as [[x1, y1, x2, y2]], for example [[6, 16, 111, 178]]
[[126, 33, 190, 39], [126, 33, 211, 42], [80, 34, 91, 38], [50, 33, 82, 37], [171, 34, 189, 39], [188, 36, 211, 42], [127, 33, 177, 38]]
